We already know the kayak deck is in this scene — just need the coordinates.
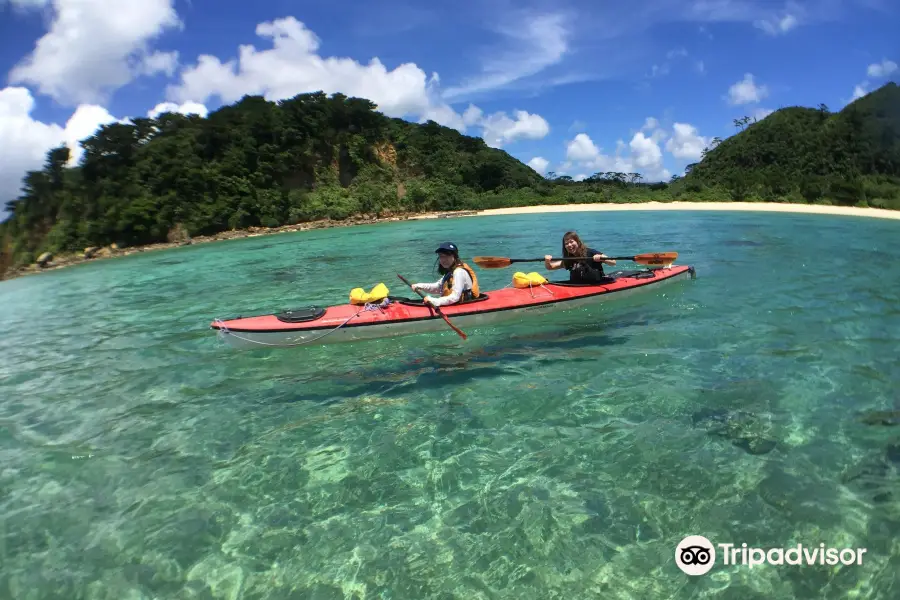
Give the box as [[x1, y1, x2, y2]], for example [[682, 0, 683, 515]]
[[211, 265, 695, 334]]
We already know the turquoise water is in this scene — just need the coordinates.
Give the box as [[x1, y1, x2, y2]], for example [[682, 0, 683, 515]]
[[1, 210, 898, 599]]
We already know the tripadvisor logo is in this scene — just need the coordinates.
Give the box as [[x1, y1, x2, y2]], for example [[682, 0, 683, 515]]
[[675, 535, 867, 575]]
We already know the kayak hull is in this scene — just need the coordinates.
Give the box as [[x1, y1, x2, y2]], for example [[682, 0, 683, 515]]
[[211, 265, 696, 349]]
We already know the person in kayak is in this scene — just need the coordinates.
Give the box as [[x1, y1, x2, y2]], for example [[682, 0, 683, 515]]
[[544, 231, 616, 282], [411, 242, 481, 307]]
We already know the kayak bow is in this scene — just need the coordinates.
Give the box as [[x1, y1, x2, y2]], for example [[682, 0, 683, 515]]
[[210, 264, 696, 349]]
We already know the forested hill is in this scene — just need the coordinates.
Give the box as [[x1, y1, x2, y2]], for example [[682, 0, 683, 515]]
[[677, 82, 900, 206], [2, 84, 899, 279], [0, 92, 543, 273]]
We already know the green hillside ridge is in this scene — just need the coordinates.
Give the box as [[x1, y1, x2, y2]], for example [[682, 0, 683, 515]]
[[677, 82, 900, 206], [1, 83, 899, 279]]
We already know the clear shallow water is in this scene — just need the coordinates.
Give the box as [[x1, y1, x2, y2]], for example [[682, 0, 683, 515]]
[[1, 210, 899, 599]]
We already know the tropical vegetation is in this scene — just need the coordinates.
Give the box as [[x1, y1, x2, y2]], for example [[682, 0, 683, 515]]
[[1, 82, 898, 278]]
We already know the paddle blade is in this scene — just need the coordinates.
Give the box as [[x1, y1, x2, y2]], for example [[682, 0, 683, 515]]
[[472, 256, 514, 269], [633, 252, 678, 266]]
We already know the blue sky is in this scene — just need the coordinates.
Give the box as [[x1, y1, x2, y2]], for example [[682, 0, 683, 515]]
[[1, 0, 898, 216]]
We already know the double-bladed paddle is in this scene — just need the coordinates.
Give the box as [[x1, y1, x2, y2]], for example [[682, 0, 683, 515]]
[[397, 274, 467, 340], [472, 251, 678, 269]]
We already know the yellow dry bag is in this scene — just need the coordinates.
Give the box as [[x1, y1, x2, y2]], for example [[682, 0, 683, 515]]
[[512, 271, 548, 288], [350, 282, 390, 305]]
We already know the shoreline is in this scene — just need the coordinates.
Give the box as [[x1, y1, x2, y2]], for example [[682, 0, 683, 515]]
[[2, 201, 897, 281], [468, 201, 900, 220]]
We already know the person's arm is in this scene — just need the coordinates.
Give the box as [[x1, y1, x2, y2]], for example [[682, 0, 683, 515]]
[[425, 269, 471, 307], [544, 255, 564, 270], [411, 278, 443, 294], [589, 248, 616, 266]]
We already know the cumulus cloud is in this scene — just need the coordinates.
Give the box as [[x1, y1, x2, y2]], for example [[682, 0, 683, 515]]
[[566, 134, 601, 163], [849, 58, 896, 104], [564, 129, 670, 182], [147, 101, 209, 119], [527, 157, 550, 175], [559, 116, 713, 182], [866, 59, 897, 78], [167, 17, 437, 117], [726, 73, 768, 105], [0, 87, 120, 207], [166, 16, 549, 148], [665, 123, 709, 160], [480, 111, 550, 148], [8, 0, 181, 105], [1, 12, 555, 212]]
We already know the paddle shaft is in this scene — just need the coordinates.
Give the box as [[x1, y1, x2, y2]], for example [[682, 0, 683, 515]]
[[524, 255, 654, 262], [396, 274, 467, 340]]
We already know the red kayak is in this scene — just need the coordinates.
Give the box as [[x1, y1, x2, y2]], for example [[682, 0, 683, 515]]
[[210, 264, 696, 349]]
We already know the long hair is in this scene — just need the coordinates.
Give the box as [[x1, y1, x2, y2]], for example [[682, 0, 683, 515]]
[[562, 231, 587, 259]]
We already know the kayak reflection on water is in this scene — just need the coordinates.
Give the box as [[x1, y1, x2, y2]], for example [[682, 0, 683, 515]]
[[544, 230, 617, 283], [410, 241, 481, 307]]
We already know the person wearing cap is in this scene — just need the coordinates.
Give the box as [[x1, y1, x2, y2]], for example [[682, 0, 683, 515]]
[[410, 242, 481, 307]]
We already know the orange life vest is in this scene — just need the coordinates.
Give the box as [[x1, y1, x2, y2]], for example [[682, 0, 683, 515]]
[[440, 262, 480, 300]]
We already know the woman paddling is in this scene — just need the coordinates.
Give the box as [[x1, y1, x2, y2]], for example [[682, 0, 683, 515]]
[[544, 231, 616, 283], [411, 242, 481, 307]]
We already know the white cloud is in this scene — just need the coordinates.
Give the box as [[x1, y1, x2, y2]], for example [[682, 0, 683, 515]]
[[563, 129, 670, 182], [753, 14, 799, 35], [462, 105, 484, 127], [0, 87, 119, 208], [480, 111, 550, 148], [527, 157, 550, 175], [166, 16, 549, 148], [726, 73, 769, 105], [137, 50, 180, 78], [641, 117, 667, 143], [665, 123, 709, 160], [561, 116, 711, 182], [695, 60, 706, 74], [147, 101, 209, 119], [566, 133, 601, 162], [8, 0, 181, 105], [846, 58, 896, 105], [867, 59, 897, 78], [441, 12, 571, 101], [629, 132, 663, 170], [753, 107, 774, 120], [168, 17, 438, 118]]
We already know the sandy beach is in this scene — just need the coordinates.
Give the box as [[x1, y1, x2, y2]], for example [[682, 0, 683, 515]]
[[459, 201, 900, 220], [4, 201, 898, 281]]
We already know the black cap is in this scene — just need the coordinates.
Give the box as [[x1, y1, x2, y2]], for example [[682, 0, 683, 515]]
[[435, 242, 458, 255]]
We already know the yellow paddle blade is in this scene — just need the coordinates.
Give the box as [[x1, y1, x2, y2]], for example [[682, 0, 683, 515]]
[[633, 252, 678, 266], [472, 256, 514, 269]]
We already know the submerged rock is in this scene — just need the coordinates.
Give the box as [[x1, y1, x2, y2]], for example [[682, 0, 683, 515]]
[[840, 440, 900, 505], [691, 407, 778, 456], [858, 410, 900, 427]]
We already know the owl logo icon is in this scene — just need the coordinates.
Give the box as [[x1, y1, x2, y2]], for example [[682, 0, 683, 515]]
[[675, 535, 716, 575]]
